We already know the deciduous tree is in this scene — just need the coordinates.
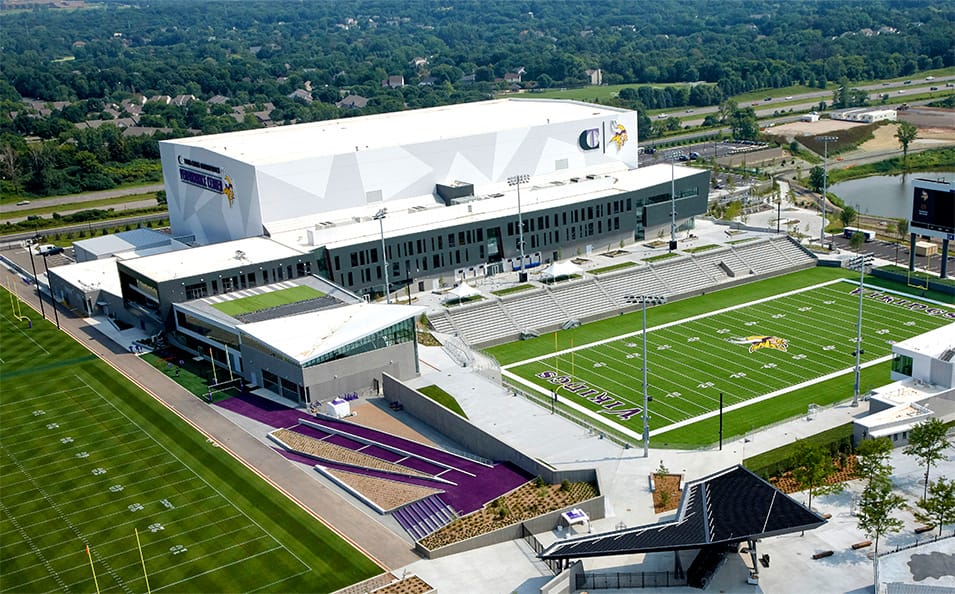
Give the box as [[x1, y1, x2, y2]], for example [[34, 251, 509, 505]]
[[904, 419, 951, 501], [916, 477, 955, 537], [895, 121, 918, 164], [856, 476, 906, 554], [792, 441, 843, 511], [855, 437, 893, 483]]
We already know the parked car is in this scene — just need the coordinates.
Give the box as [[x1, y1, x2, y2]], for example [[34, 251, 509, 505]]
[[33, 244, 63, 256]]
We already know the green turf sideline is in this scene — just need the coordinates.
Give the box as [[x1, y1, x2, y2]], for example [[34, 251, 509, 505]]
[[501, 277, 851, 369], [486, 267, 854, 365], [0, 289, 380, 592], [495, 267, 952, 448]]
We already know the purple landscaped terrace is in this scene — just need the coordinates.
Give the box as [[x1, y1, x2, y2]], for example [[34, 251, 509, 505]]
[[221, 392, 533, 515]]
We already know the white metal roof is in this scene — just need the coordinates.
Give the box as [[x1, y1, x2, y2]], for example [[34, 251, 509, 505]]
[[893, 323, 955, 359], [269, 162, 702, 252], [73, 228, 176, 257], [48, 257, 122, 297], [162, 98, 629, 166], [119, 236, 306, 283], [237, 303, 425, 365]]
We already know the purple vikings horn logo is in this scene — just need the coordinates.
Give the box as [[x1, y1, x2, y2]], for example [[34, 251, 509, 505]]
[[728, 335, 789, 353], [609, 122, 627, 151]]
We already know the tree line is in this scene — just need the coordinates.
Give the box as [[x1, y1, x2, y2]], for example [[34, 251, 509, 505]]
[[1, 0, 952, 198]]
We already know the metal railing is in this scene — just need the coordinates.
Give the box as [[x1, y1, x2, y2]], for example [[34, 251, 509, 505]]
[[519, 523, 562, 575], [576, 570, 688, 590]]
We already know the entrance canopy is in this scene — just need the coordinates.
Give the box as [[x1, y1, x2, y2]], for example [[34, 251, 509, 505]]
[[540, 465, 826, 560]]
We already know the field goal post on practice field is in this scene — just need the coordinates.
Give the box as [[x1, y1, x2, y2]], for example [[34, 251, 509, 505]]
[[2, 267, 32, 325], [205, 377, 244, 402]]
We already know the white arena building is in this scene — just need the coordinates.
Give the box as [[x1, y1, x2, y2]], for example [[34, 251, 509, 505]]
[[160, 99, 710, 298]]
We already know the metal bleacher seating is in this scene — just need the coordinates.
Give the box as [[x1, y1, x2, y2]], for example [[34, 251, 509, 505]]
[[427, 309, 456, 335], [437, 236, 817, 347], [598, 265, 668, 306], [502, 288, 566, 334], [733, 236, 815, 275], [692, 247, 749, 281], [549, 278, 615, 320], [651, 256, 715, 296], [449, 300, 518, 345]]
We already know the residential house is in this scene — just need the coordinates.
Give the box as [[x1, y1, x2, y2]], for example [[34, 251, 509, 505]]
[[381, 75, 405, 89], [336, 95, 369, 109], [287, 89, 313, 103]]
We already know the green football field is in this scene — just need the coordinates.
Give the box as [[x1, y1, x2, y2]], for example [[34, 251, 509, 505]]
[[500, 275, 953, 445], [0, 289, 379, 593]]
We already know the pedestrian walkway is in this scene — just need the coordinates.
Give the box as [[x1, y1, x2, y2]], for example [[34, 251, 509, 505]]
[[84, 315, 154, 353]]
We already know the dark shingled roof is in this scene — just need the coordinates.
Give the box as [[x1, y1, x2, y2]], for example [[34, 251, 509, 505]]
[[540, 465, 826, 560]]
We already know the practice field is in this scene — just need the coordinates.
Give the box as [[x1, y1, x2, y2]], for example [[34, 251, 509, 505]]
[[501, 277, 953, 445], [0, 290, 379, 593]]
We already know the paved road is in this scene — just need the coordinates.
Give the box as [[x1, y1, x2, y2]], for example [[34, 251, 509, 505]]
[[1, 199, 158, 225], [0, 183, 164, 215], [8, 275, 419, 572]]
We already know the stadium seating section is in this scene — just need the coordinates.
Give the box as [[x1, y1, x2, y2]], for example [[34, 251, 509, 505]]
[[432, 236, 816, 346]]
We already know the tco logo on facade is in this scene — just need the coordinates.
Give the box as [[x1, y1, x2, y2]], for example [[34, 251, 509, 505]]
[[578, 128, 600, 151]]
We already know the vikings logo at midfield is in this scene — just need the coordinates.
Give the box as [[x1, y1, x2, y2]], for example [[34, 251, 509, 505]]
[[609, 122, 628, 151], [728, 335, 789, 353]]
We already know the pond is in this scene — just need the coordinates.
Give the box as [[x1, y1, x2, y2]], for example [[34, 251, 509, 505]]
[[830, 172, 955, 219]]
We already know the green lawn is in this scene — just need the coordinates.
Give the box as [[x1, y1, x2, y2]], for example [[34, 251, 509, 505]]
[[0, 292, 380, 593], [490, 268, 953, 448], [212, 285, 326, 317]]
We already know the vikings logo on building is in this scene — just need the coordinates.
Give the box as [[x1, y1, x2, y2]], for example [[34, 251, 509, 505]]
[[728, 335, 789, 353], [223, 175, 236, 208], [609, 122, 628, 151]]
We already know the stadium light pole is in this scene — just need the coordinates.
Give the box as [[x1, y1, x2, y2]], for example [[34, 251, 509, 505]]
[[848, 253, 871, 407], [507, 174, 530, 279], [624, 294, 667, 457], [668, 152, 678, 252], [27, 242, 46, 319], [39, 252, 59, 329], [373, 208, 390, 304], [817, 136, 838, 246]]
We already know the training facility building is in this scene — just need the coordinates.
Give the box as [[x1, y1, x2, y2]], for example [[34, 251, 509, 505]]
[[854, 323, 955, 446], [114, 236, 325, 330], [172, 274, 423, 405], [160, 98, 710, 299]]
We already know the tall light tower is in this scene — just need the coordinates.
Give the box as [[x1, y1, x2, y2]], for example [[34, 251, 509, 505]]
[[507, 174, 530, 280], [624, 294, 667, 457], [848, 253, 872, 407], [373, 208, 390, 303], [817, 136, 838, 246], [668, 152, 678, 252]]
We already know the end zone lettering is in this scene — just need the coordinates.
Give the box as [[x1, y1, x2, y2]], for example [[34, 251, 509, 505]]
[[536, 370, 642, 421], [850, 287, 955, 319]]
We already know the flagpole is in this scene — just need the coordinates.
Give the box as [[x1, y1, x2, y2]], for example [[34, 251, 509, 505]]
[[86, 545, 101, 594], [135, 529, 152, 594]]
